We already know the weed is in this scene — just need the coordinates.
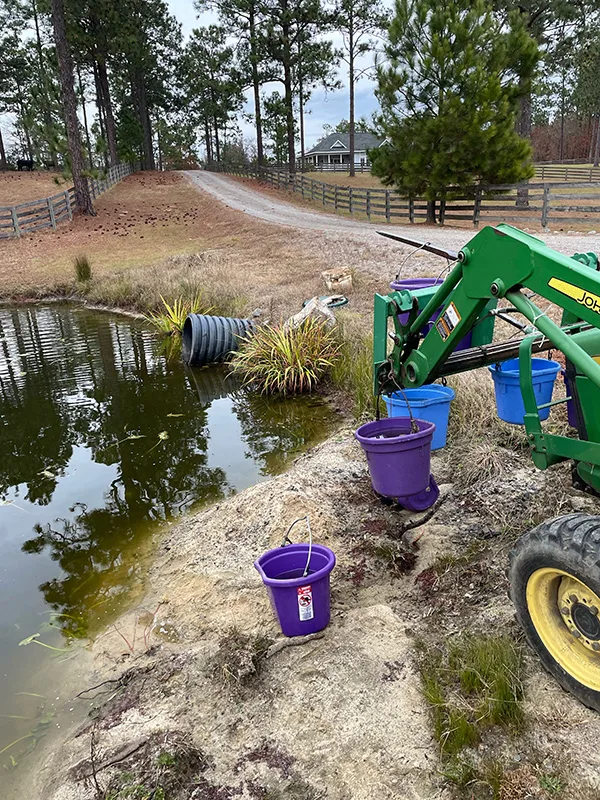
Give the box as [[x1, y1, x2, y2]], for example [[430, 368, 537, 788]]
[[144, 295, 213, 335], [230, 319, 340, 395], [329, 311, 378, 419], [74, 255, 92, 283], [538, 774, 563, 795], [448, 635, 524, 729], [98, 730, 210, 800], [208, 627, 273, 689], [419, 634, 525, 762]]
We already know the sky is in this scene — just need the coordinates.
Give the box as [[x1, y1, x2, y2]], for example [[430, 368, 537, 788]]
[[166, 0, 382, 151], [0, 0, 382, 157]]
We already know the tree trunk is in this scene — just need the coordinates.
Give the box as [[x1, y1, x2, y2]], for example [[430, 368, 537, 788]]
[[249, 7, 264, 166], [594, 110, 600, 168], [348, 8, 355, 178], [517, 92, 532, 139], [33, 0, 59, 169], [97, 60, 118, 167], [588, 116, 596, 163], [77, 65, 93, 170], [426, 200, 436, 224], [559, 73, 565, 162], [204, 116, 212, 163], [51, 0, 94, 214], [156, 118, 163, 171], [281, 0, 295, 173], [516, 93, 531, 207], [0, 126, 7, 170], [298, 62, 305, 171], [132, 72, 155, 170], [93, 62, 109, 170], [213, 113, 221, 161]]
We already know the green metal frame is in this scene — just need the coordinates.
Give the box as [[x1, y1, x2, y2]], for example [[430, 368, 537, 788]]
[[373, 223, 600, 493]]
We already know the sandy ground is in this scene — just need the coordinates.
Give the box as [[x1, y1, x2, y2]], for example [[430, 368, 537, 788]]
[[0, 170, 65, 205], [185, 170, 600, 255], [14, 429, 600, 800]]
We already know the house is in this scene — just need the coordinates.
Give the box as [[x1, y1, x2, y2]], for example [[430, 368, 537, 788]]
[[303, 132, 385, 168]]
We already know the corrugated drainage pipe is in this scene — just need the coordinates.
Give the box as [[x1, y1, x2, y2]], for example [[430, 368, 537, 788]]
[[181, 314, 255, 366]]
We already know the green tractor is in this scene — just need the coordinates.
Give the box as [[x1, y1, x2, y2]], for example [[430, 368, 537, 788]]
[[373, 223, 600, 710]]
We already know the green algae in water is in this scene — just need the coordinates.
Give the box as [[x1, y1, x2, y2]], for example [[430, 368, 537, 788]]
[[0, 303, 338, 767]]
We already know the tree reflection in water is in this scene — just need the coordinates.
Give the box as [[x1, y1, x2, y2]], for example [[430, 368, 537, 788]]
[[0, 305, 337, 639]]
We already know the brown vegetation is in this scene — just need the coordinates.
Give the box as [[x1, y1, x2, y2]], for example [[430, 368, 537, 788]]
[[0, 170, 65, 205], [0, 172, 391, 323]]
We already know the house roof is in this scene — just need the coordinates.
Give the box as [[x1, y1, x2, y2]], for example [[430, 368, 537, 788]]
[[305, 132, 383, 155]]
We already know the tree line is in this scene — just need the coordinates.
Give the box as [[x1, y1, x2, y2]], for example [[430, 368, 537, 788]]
[[1, 0, 600, 218]]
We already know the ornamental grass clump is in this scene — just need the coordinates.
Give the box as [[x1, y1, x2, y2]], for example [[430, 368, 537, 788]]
[[144, 295, 213, 335], [230, 319, 340, 395]]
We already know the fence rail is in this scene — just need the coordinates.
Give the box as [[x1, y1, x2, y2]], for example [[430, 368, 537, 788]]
[[0, 162, 134, 239], [210, 164, 600, 228], [533, 164, 600, 182]]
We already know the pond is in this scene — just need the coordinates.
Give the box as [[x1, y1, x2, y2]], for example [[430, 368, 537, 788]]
[[0, 303, 338, 774]]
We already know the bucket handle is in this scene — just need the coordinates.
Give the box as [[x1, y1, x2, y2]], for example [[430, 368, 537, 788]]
[[385, 361, 418, 433], [280, 515, 313, 578]]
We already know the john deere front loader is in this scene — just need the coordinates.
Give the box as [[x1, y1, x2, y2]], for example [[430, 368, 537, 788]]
[[374, 223, 600, 710]]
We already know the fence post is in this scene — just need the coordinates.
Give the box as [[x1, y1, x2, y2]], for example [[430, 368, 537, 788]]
[[65, 190, 72, 221], [11, 207, 20, 237], [366, 188, 371, 220], [409, 197, 414, 224], [334, 184, 339, 212], [47, 196, 56, 229], [310, 179, 315, 202], [591, 167, 594, 182], [541, 185, 550, 229], [565, 167, 569, 182], [349, 186, 353, 215], [385, 190, 390, 222], [473, 187, 482, 227]]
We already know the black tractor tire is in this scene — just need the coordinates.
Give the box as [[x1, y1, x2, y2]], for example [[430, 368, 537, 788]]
[[509, 513, 600, 711]]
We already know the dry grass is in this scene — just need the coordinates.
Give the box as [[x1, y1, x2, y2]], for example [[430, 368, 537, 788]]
[[303, 171, 384, 189], [0, 172, 386, 323], [0, 170, 64, 205]]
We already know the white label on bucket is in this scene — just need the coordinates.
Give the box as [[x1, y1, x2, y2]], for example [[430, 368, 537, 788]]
[[297, 585, 314, 621]]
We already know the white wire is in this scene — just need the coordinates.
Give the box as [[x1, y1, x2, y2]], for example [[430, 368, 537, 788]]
[[303, 516, 313, 577]]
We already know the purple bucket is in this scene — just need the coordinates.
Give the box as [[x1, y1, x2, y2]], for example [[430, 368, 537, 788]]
[[254, 543, 336, 637], [390, 276, 472, 350], [354, 417, 435, 498]]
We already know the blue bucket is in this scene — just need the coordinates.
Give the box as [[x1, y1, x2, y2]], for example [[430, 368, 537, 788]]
[[383, 384, 455, 450], [488, 358, 561, 425]]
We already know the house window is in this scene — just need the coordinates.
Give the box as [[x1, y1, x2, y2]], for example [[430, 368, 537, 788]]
[[329, 154, 341, 164], [330, 140, 345, 149]]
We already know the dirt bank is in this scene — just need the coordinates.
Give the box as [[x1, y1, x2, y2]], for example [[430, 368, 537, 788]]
[[23, 424, 600, 800]]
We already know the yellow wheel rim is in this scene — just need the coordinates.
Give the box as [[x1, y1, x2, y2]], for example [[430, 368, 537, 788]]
[[527, 568, 600, 691]]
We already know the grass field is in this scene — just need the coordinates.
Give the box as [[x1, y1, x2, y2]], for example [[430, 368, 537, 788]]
[[0, 170, 65, 205], [303, 171, 385, 188]]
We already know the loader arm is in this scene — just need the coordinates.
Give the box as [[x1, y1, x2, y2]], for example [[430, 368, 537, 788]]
[[374, 223, 600, 492]]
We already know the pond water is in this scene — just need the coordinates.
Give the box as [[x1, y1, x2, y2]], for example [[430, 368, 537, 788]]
[[0, 304, 338, 772]]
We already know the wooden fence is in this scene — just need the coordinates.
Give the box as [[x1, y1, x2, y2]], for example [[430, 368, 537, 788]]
[[0, 162, 134, 239], [533, 164, 600, 182], [211, 165, 600, 228]]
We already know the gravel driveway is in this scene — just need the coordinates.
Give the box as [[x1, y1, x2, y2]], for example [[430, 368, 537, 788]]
[[185, 169, 600, 258]]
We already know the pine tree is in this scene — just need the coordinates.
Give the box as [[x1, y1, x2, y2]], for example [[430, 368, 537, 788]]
[[372, 0, 538, 223], [333, 0, 388, 176]]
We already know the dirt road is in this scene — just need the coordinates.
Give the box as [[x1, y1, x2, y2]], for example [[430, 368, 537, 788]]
[[185, 169, 600, 256]]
